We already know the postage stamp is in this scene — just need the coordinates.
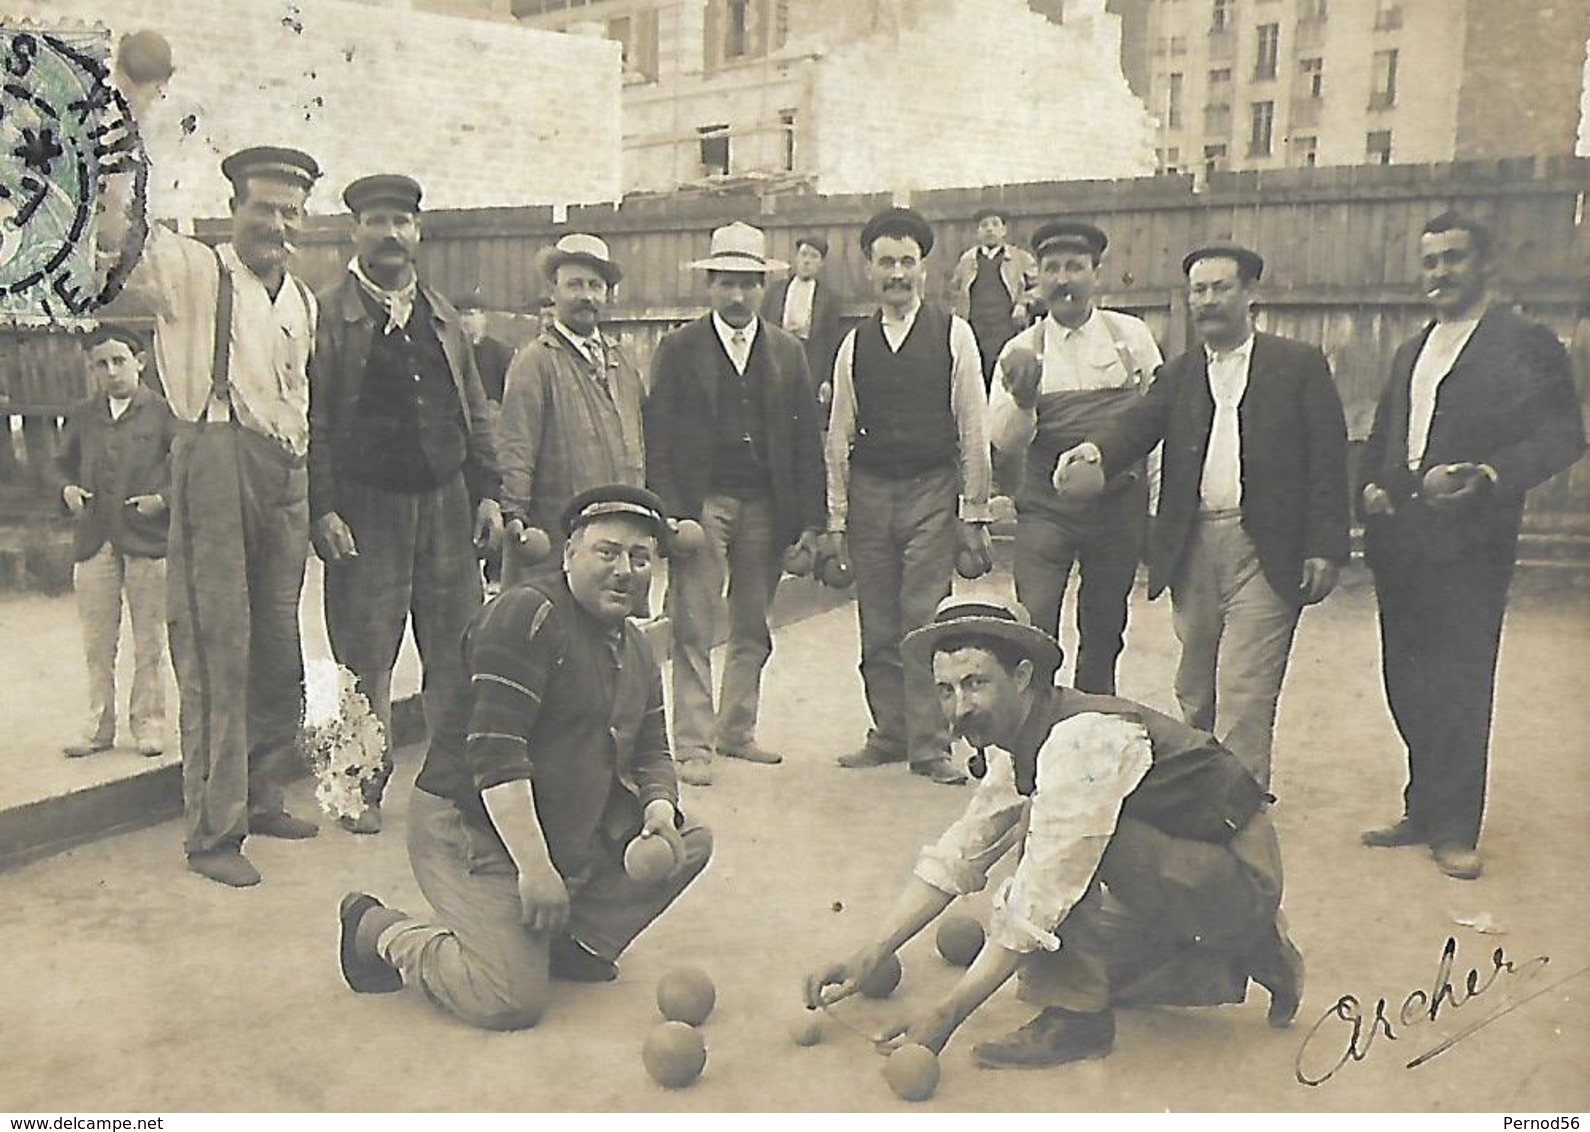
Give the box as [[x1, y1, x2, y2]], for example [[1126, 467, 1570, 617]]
[[0, 22, 148, 324]]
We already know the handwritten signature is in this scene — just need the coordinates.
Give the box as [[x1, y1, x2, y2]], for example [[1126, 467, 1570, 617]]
[[1293, 935, 1588, 1086]]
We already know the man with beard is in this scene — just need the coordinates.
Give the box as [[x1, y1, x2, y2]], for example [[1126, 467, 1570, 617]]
[[309, 174, 504, 835], [645, 222, 826, 786], [337, 486, 713, 1030], [804, 594, 1302, 1069], [114, 146, 328, 887], [498, 234, 647, 587], [988, 221, 1163, 695], [823, 208, 994, 786], [1358, 212, 1584, 880], [1053, 245, 1348, 792]]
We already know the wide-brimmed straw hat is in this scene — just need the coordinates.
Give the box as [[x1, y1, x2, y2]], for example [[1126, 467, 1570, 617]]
[[688, 222, 787, 273], [903, 593, 1063, 673], [536, 233, 623, 286]]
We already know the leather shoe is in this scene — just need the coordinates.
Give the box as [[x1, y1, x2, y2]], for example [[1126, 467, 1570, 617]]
[[677, 758, 712, 787], [338, 892, 404, 993], [836, 744, 905, 769], [1361, 817, 1424, 848], [1431, 843, 1482, 880], [717, 743, 782, 765], [550, 934, 618, 982], [250, 810, 320, 839], [973, 1008, 1115, 1069], [1248, 923, 1305, 1027], [63, 739, 112, 758], [340, 804, 383, 835], [187, 847, 261, 888], [911, 757, 968, 786]]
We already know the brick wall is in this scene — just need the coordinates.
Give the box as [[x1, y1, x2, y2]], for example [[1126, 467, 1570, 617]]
[[12, 0, 621, 219]]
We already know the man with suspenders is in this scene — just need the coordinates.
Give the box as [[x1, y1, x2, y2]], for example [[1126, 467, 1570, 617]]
[[988, 221, 1163, 696], [127, 146, 324, 887]]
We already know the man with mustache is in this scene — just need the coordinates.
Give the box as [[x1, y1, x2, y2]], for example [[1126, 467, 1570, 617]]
[[338, 486, 712, 1029], [498, 234, 647, 587], [988, 221, 1163, 695], [111, 145, 328, 887], [1358, 212, 1584, 880], [308, 174, 504, 835], [1054, 244, 1348, 792], [823, 208, 994, 786], [644, 222, 826, 787], [805, 595, 1302, 1069]]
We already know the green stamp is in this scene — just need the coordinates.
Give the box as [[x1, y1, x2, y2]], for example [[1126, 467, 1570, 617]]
[[0, 24, 147, 323]]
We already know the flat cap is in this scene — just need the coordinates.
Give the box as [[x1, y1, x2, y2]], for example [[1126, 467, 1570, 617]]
[[860, 207, 934, 257], [561, 485, 671, 552], [794, 234, 829, 257], [343, 173, 422, 214], [1031, 220, 1108, 261], [220, 146, 321, 192], [1182, 243, 1264, 282]]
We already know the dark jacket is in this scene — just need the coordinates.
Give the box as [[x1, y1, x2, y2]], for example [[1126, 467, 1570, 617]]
[[308, 272, 501, 519], [644, 314, 826, 548], [1362, 305, 1585, 566], [1091, 331, 1350, 603], [55, 387, 177, 561], [761, 276, 844, 390]]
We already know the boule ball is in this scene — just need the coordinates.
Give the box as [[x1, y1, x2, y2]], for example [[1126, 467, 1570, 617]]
[[657, 967, 716, 1025], [642, 1021, 707, 1088], [623, 833, 677, 886], [883, 1043, 941, 1103], [818, 555, 853, 589], [954, 546, 990, 580], [117, 29, 175, 85], [783, 543, 815, 577], [1422, 464, 1475, 500], [790, 1009, 824, 1047], [672, 519, 707, 556], [517, 525, 553, 564], [935, 914, 985, 967], [857, 952, 902, 1000], [1053, 457, 1106, 504]]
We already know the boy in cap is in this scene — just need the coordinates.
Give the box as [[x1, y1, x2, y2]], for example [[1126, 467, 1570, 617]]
[[949, 206, 1038, 388]]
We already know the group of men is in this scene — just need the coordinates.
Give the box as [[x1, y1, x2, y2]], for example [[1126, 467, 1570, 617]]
[[90, 108, 1582, 1064]]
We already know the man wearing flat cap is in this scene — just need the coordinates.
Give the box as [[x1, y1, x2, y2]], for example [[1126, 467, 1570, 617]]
[[949, 206, 1039, 389], [823, 207, 994, 786], [498, 234, 648, 588], [988, 220, 1164, 696], [308, 173, 504, 835], [805, 594, 1302, 1070], [644, 221, 826, 786], [337, 485, 713, 1030], [761, 234, 845, 412], [113, 143, 327, 886], [1055, 244, 1348, 792]]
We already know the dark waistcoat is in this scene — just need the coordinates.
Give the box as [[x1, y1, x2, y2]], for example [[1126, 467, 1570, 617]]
[[851, 304, 958, 478]]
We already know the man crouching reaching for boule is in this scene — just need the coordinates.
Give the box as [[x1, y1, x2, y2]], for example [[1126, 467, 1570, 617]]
[[804, 595, 1303, 1069]]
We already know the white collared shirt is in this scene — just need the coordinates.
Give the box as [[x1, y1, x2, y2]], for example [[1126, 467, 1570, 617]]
[[782, 277, 816, 338], [555, 318, 604, 368], [1406, 315, 1482, 468], [1199, 333, 1255, 511], [107, 394, 133, 421], [711, 311, 759, 374]]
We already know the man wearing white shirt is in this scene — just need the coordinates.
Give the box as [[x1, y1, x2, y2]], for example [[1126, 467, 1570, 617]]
[[805, 595, 1301, 1069], [1054, 245, 1349, 792], [1359, 212, 1584, 879], [821, 208, 994, 786], [989, 221, 1163, 694], [761, 235, 843, 409]]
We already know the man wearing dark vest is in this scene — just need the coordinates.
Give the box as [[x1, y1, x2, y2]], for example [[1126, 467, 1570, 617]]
[[805, 595, 1303, 1070], [645, 222, 827, 787], [309, 174, 504, 835], [949, 206, 1038, 389], [989, 220, 1163, 695], [822, 208, 994, 786]]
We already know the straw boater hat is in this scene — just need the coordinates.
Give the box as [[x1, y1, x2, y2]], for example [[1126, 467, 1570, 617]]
[[536, 233, 623, 287], [688, 222, 787, 273], [903, 593, 1063, 674]]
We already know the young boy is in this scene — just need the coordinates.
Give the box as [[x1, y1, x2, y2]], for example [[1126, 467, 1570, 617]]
[[56, 326, 177, 758]]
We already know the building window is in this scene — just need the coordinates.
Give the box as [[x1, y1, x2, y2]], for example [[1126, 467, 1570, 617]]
[[1205, 102, 1232, 134], [779, 108, 797, 172], [1254, 23, 1280, 79], [698, 124, 730, 175], [608, 10, 659, 83], [1212, 0, 1234, 32], [1249, 100, 1274, 155], [1297, 0, 1327, 19], [1299, 56, 1323, 99], [1374, 1, 1403, 30], [1366, 129, 1392, 164], [1289, 134, 1318, 166], [1157, 146, 1183, 174], [1203, 143, 1228, 176], [1370, 48, 1398, 108], [724, 0, 751, 58], [1167, 72, 1184, 128], [1209, 66, 1232, 86], [1158, 35, 1188, 55]]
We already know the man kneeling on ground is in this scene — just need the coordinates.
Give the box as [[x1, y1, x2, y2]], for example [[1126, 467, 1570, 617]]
[[804, 595, 1302, 1068], [338, 485, 712, 1030]]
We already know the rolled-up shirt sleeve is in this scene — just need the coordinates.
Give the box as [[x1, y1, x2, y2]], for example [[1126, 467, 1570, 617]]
[[824, 329, 859, 531], [914, 750, 1027, 896], [948, 315, 992, 523], [988, 713, 1153, 954]]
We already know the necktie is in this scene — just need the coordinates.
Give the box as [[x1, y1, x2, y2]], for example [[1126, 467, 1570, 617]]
[[1203, 363, 1242, 510], [730, 329, 749, 374], [582, 338, 611, 399]]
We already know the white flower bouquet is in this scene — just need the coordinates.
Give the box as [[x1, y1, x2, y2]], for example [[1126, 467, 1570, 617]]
[[300, 659, 387, 821]]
